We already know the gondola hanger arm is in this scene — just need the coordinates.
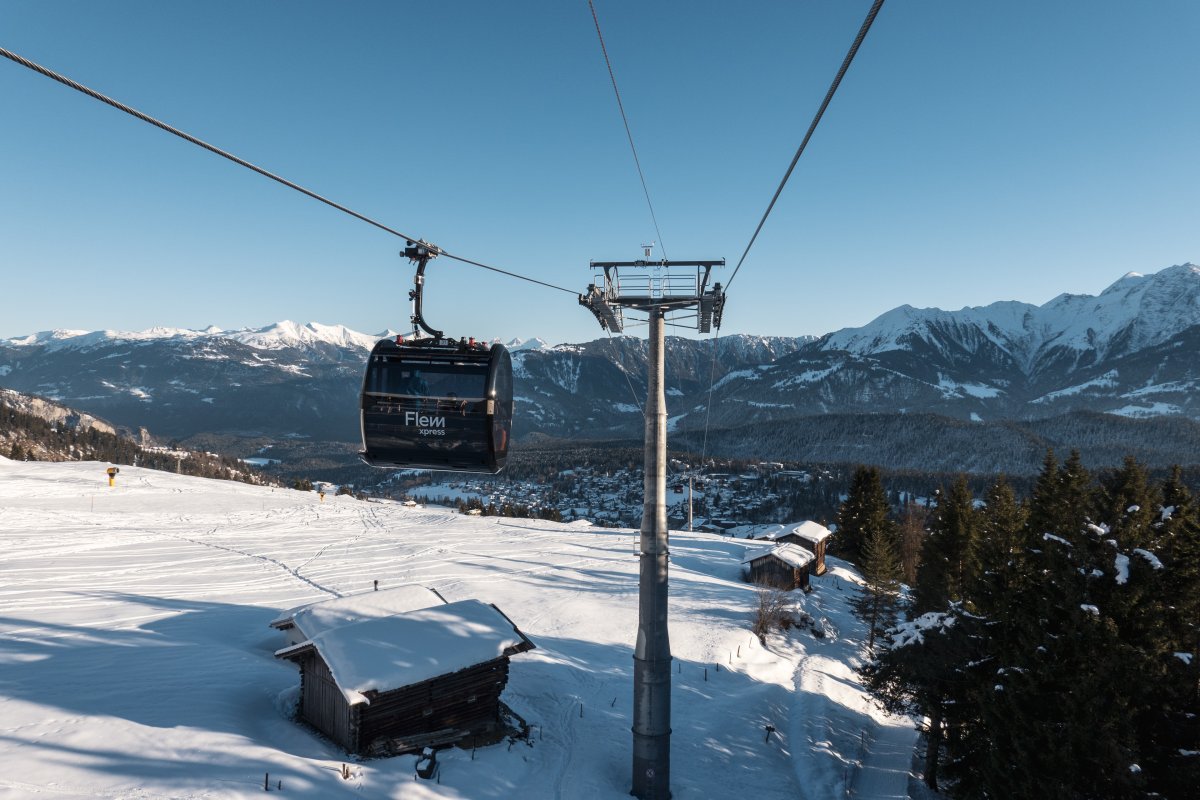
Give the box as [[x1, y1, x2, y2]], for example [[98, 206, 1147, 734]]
[[404, 241, 444, 340]]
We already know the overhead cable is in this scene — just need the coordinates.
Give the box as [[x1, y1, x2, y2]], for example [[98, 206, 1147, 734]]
[[587, 0, 669, 259], [726, 0, 886, 291], [0, 45, 576, 296]]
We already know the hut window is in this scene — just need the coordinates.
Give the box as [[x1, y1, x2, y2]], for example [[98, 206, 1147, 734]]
[[423, 707, 433, 717], [468, 693, 477, 703]]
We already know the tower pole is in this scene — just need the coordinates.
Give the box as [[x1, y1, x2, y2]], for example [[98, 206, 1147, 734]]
[[632, 306, 671, 799]]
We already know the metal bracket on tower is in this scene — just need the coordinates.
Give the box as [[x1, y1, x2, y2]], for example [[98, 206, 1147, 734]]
[[579, 283, 625, 333], [698, 282, 725, 334]]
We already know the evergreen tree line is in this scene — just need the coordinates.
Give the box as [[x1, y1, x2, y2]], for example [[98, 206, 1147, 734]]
[[412, 493, 563, 521], [843, 455, 1200, 798], [0, 401, 274, 486]]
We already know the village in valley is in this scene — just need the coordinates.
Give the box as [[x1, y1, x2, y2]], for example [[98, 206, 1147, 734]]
[[407, 460, 836, 532]]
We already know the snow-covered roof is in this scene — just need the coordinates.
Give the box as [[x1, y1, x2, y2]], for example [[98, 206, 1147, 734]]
[[742, 543, 815, 570], [787, 521, 833, 544], [275, 599, 534, 705], [269, 584, 447, 639], [753, 520, 832, 544]]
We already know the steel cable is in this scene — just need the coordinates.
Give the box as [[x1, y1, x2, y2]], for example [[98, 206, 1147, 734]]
[[587, 0, 669, 259], [0, 45, 577, 296], [726, 0, 886, 291]]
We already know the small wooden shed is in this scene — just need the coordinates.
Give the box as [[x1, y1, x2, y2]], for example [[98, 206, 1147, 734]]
[[754, 521, 833, 576], [743, 543, 816, 591], [275, 599, 535, 755], [784, 521, 832, 576]]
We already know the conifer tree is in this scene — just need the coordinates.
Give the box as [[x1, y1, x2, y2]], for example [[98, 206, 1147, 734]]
[[914, 476, 979, 614], [836, 465, 892, 564], [1135, 466, 1200, 796], [972, 476, 1028, 609], [854, 522, 903, 651], [897, 499, 928, 586], [977, 453, 1144, 799]]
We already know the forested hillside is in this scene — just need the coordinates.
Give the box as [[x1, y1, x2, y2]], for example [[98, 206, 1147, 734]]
[[0, 391, 274, 485], [848, 453, 1200, 797]]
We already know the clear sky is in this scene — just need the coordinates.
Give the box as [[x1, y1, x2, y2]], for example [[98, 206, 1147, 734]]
[[2, 1, 1197, 345]]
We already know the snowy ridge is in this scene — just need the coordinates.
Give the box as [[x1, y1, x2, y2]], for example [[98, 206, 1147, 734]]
[[223, 321, 385, 352], [4, 321, 394, 353], [505, 337, 553, 352], [823, 264, 1200, 373]]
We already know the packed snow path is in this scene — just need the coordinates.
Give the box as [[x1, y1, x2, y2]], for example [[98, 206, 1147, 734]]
[[0, 458, 914, 798], [788, 564, 918, 800]]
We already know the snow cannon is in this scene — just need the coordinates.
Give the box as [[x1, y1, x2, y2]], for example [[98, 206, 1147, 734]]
[[106, 466, 120, 487]]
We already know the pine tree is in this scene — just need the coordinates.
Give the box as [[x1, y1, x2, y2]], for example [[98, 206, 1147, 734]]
[[914, 476, 980, 614], [897, 499, 928, 586], [836, 465, 892, 564], [1136, 466, 1200, 796], [854, 522, 903, 651], [972, 476, 1028, 611], [970, 453, 1142, 799]]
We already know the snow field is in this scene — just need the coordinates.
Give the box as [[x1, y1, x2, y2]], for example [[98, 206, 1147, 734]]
[[0, 458, 912, 799]]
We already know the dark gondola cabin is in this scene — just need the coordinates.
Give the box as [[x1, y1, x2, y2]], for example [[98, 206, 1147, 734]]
[[360, 338, 513, 473]]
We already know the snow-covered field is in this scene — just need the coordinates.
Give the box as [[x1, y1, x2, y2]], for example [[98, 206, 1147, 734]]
[[0, 457, 913, 799]]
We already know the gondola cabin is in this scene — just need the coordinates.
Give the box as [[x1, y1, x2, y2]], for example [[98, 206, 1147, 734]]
[[360, 338, 513, 473]]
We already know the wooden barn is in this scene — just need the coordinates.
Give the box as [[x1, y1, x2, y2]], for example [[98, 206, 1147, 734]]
[[754, 520, 833, 576], [786, 521, 832, 575], [269, 584, 447, 646], [274, 599, 535, 755], [743, 543, 816, 591]]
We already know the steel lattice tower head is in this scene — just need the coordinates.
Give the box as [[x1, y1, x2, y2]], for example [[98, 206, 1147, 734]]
[[578, 257, 725, 335]]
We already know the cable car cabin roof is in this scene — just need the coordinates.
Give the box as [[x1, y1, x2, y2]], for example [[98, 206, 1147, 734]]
[[359, 338, 513, 474]]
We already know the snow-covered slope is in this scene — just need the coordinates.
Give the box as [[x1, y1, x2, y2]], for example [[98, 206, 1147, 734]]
[[0, 457, 911, 799]]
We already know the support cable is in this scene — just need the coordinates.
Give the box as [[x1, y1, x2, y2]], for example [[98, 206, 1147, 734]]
[[605, 327, 646, 418], [725, 0, 886, 291], [699, 328, 721, 470], [587, 0, 668, 259], [0, 45, 577, 296]]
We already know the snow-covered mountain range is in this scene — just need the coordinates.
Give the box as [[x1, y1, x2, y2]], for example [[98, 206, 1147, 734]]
[[2, 264, 1198, 470], [823, 263, 1200, 375]]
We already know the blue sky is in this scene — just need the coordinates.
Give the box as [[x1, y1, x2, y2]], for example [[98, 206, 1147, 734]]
[[3, 1, 1197, 344]]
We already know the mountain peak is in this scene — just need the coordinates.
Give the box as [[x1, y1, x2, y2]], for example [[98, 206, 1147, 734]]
[[821, 263, 1200, 371], [506, 337, 552, 352], [224, 321, 380, 351]]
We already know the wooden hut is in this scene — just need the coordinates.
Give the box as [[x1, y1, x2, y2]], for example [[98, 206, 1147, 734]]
[[785, 521, 832, 576], [275, 599, 535, 755], [754, 521, 833, 576], [743, 543, 816, 591]]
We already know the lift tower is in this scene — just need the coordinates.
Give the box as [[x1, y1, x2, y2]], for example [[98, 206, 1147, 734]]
[[580, 252, 725, 800]]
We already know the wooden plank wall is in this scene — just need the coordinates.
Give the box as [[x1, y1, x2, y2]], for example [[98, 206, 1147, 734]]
[[300, 653, 354, 751], [357, 658, 511, 752]]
